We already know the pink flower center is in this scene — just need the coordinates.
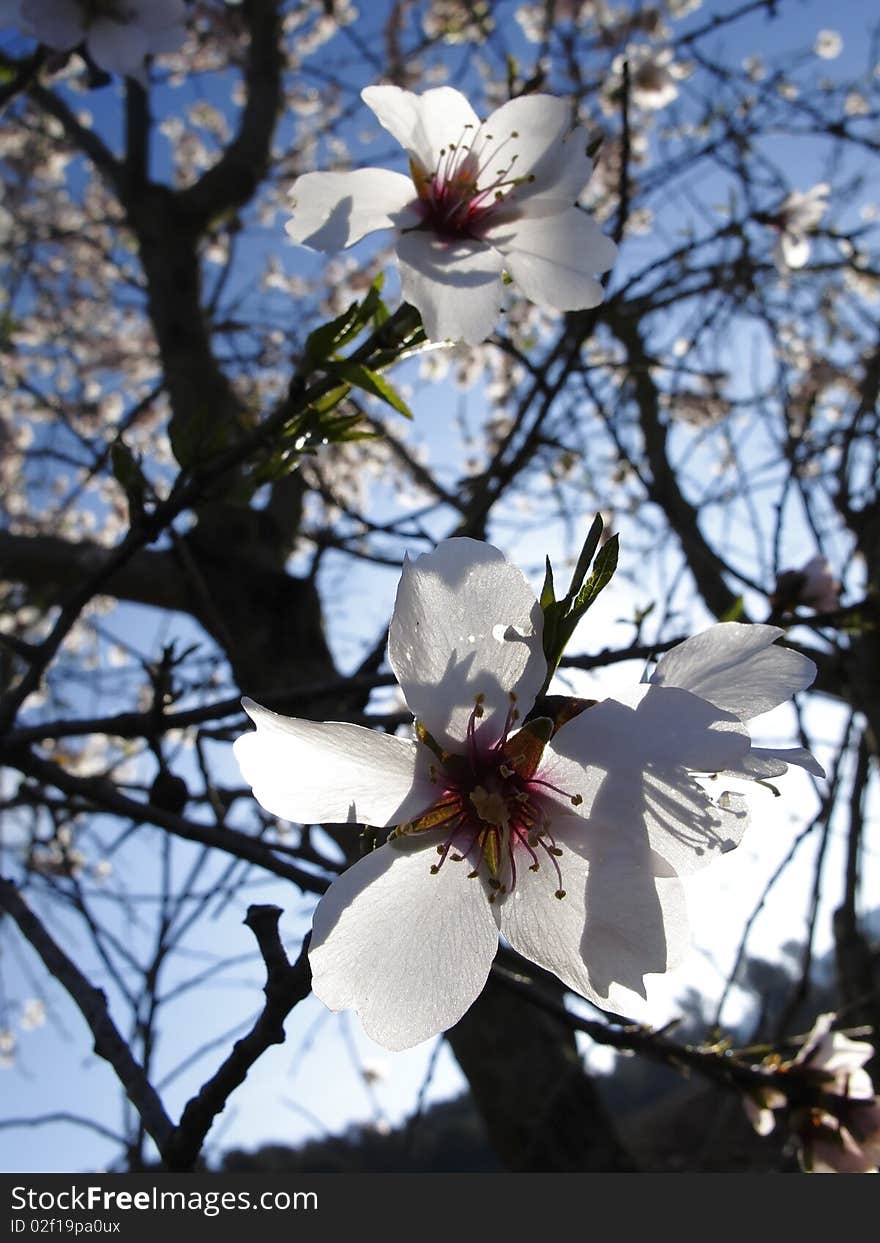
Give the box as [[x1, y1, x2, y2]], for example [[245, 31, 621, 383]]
[[408, 125, 534, 239], [392, 694, 583, 903]]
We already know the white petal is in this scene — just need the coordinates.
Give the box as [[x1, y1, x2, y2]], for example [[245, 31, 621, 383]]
[[361, 84, 481, 170], [20, 0, 84, 47], [309, 838, 499, 1050], [233, 699, 436, 826], [286, 169, 419, 252], [479, 94, 593, 202], [395, 230, 505, 343], [725, 746, 825, 780], [133, 0, 186, 39], [500, 816, 689, 1006], [779, 231, 810, 268], [388, 538, 545, 751], [485, 209, 616, 312], [651, 622, 817, 720], [0, 1, 21, 29], [540, 685, 752, 874], [88, 19, 149, 77]]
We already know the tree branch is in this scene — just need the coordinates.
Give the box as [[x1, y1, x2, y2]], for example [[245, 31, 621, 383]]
[[0, 877, 175, 1154]]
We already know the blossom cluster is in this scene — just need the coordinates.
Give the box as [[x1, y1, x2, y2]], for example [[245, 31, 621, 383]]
[[0, 0, 187, 82], [745, 1013, 880, 1174]]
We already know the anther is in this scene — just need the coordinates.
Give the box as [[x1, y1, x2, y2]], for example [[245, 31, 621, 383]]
[[554, 889, 566, 900]]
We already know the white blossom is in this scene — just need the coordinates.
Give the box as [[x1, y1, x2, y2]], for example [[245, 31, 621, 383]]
[[773, 555, 840, 614], [771, 183, 830, 269], [235, 538, 820, 1051], [285, 87, 617, 344], [814, 30, 843, 60], [2, 0, 187, 83]]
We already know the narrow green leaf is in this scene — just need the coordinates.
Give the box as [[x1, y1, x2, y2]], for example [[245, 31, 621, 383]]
[[110, 440, 146, 522], [563, 513, 604, 606], [333, 362, 413, 419], [168, 403, 229, 468], [309, 383, 351, 414], [719, 595, 745, 622], [110, 440, 142, 491], [539, 556, 556, 609], [571, 533, 619, 615], [304, 302, 361, 366]]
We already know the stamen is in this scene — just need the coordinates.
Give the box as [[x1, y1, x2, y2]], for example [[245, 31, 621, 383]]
[[529, 774, 585, 807], [512, 824, 541, 872], [430, 823, 467, 873], [536, 835, 566, 896]]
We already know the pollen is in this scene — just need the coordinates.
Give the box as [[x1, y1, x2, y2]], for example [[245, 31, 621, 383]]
[[408, 698, 578, 906]]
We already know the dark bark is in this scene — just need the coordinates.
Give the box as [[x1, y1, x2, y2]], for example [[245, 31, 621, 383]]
[[447, 971, 638, 1171]]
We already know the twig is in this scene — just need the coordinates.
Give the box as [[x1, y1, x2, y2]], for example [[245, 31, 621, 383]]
[[0, 877, 174, 1154], [162, 908, 311, 1171]]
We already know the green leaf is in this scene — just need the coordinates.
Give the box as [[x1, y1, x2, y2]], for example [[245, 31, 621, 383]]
[[539, 523, 621, 687], [562, 513, 604, 606], [719, 595, 745, 622], [309, 383, 352, 415], [332, 362, 413, 419], [110, 440, 146, 522], [168, 404, 230, 469], [110, 440, 143, 492], [571, 534, 619, 615], [304, 276, 390, 366], [539, 556, 556, 610], [304, 302, 362, 366]]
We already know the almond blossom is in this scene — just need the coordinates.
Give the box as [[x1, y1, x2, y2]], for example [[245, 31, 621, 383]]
[[285, 87, 617, 344], [744, 1013, 880, 1174], [0, 0, 187, 83], [771, 183, 830, 270], [234, 538, 821, 1051], [772, 554, 840, 615]]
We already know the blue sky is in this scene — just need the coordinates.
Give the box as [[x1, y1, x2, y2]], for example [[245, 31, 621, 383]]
[[1, 0, 878, 1173]]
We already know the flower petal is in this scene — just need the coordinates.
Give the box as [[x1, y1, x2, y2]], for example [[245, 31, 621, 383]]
[[479, 94, 593, 202], [20, 0, 84, 47], [388, 538, 545, 750], [540, 685, 752, 874], [233, 699, 436, 826], [395, 230, 505, 343], [134, 0, 186, 39], [485, 208, 616, 312], [286, 169, 419, 252], [88, 18, 151, 77], [361, 84, 481, 170], [309, 838, 499, 1050], [499, 815, 689, 1006], [725, 745, 826, 780], [650, 622, 817, 720]]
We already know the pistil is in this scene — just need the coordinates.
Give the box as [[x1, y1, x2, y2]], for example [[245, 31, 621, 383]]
[[393, 694, 583, 904]]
